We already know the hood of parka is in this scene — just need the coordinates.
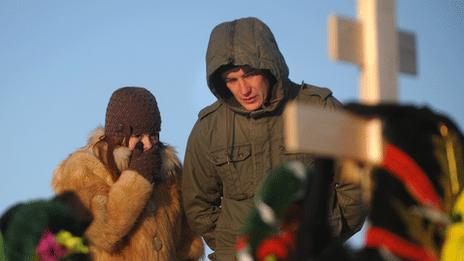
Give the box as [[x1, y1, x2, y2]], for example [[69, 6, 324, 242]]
[[206, 17, 289, 115]]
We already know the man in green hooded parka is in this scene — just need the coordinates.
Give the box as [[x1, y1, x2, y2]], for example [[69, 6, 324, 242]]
[[182, 17, 366, 261]]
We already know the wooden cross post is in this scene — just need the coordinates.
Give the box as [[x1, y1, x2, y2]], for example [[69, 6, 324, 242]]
[[284, 0, 417, 164]]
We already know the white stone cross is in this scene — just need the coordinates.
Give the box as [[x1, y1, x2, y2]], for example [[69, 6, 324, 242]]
[[284, 0, 417, 164]]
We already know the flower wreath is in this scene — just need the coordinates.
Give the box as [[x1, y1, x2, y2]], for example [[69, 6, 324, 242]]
[[236, 161, 310, 261], [35, 229, 89, 261], [0, 192, 92, 261]]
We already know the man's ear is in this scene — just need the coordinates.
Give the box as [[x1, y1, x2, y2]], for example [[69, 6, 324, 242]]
[[262, 69, 276, 87]]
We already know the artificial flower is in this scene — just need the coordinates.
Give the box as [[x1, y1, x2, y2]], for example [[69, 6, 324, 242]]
[[36, 231, 68, 261], [256, 236, 288, 261], [55, 230, 89, 254]]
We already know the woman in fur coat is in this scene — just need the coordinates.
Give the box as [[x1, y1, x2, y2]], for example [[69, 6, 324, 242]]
[[52, 87, 204, 260]]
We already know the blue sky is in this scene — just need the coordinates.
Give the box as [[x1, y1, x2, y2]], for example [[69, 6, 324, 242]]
[[1, 0, 463, 254]]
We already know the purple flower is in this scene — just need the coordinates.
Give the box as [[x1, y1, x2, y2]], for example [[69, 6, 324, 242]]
[[36, 231, 68, 261]]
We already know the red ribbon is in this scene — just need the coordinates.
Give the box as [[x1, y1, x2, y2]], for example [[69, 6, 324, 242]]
[[366, 226, 438, 261], [383, 144, 443, 211]]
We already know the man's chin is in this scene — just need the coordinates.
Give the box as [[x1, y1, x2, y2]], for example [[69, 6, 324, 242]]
[[243, 104, 260, 111]]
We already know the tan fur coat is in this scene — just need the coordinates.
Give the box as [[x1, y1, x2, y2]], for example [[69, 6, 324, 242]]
[[52, 128, 204, 260]]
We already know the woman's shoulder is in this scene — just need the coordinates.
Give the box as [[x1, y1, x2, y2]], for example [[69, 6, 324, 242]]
[[52, 144, 111, 194], [160, 143, 182, 180]]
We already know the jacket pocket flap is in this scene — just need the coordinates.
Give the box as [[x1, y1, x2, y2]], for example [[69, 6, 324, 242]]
[[209, 144, 251, 165]]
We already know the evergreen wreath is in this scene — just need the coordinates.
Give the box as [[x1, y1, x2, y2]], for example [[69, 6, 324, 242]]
[[236, 161, 309, 261], [0, 192, 92, 261]]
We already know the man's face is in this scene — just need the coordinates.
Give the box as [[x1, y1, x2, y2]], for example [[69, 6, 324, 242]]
[[223, 67, 270, 111]]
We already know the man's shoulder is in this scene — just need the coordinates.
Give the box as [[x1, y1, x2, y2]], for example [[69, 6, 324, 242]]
[[288, 81, 341, 109], [198, 100, 223, 120], [187, 101, 223, 149], [297, 82, 334, 100]]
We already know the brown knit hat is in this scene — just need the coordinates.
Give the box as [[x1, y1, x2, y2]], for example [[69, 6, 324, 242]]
[[105, 87, 161, 137]]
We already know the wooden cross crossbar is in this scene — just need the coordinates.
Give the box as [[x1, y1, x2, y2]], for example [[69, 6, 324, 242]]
[[284, 103, 383, 163], [328, 16, 417, 75]]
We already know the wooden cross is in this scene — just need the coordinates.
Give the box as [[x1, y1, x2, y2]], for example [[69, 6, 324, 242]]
[[284, 0, 417, 164], [328, 0, 417, 103]]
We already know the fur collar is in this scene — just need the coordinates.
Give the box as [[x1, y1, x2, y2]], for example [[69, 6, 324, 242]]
[[86, 127, 181, 179]]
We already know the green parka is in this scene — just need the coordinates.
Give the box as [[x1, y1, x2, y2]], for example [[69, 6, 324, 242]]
[[183, 17, 365, 261]]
